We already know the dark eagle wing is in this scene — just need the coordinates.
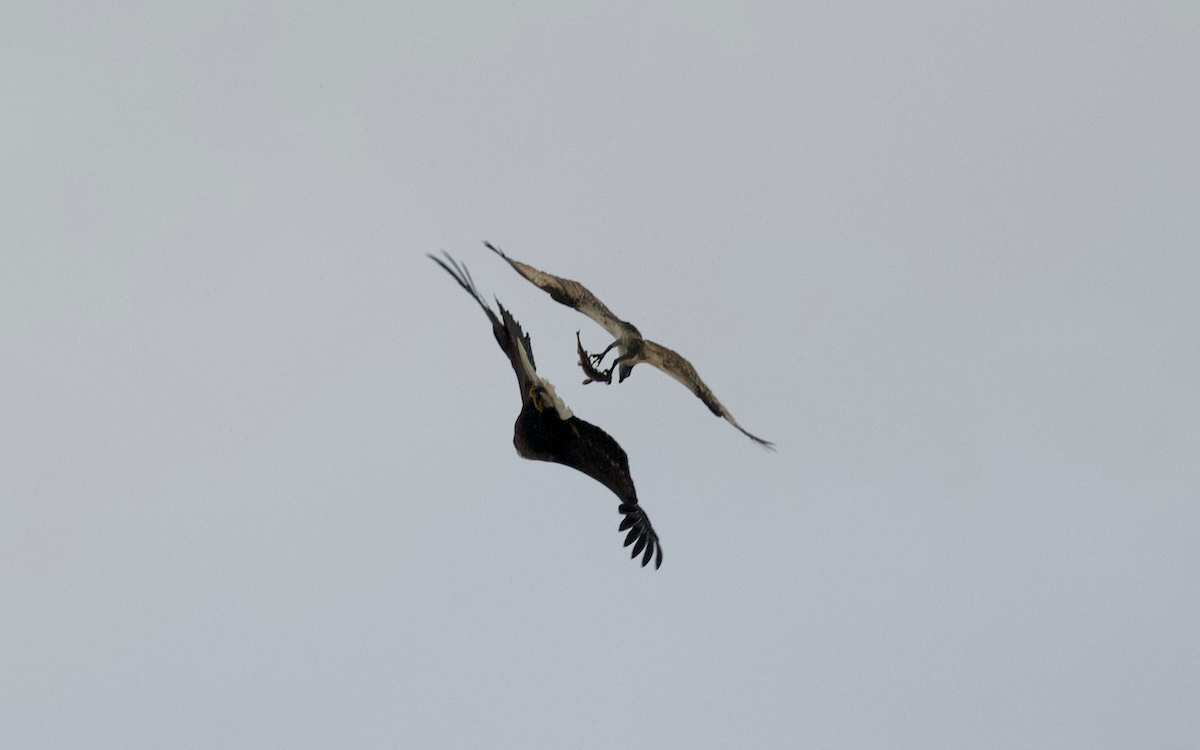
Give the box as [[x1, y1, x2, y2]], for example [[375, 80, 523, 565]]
[[554, 417, 663, 568], [641, 340, 775, 450], [427, 251, 539, 401], [485, 241, 628, 340]]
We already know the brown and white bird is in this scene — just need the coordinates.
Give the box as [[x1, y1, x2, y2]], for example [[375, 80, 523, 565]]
[[428, 251, 663, 568], [486, 242, 774, 449]]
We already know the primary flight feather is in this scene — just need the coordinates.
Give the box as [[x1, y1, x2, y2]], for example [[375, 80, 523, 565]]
[[485, 241, 774, 449], [428, 251, 663, 568]]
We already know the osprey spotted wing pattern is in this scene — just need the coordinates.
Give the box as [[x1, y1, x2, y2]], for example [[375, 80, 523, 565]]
[[428, 252, 662, 568], [486, 242, 774, 449]]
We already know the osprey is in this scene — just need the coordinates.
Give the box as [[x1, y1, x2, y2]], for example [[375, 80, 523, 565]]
[[485, 242, 775, 449], [428, 251, 663, 568]]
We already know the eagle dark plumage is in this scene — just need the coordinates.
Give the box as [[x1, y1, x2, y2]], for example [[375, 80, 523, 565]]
[[428, 251, 662, 569], [485, 241, 775, 449]]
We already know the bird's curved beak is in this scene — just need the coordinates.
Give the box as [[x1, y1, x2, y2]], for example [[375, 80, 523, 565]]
[[528, 385, 544, 412]]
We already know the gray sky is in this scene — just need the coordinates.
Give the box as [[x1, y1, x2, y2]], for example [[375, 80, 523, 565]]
[[3, 2, 1198, 747]]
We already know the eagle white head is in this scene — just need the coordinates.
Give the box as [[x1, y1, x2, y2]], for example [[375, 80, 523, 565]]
[[532, 378, 574, 421]]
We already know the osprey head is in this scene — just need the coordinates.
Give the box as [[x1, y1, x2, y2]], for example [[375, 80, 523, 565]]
[[614, 334, 644, 383]]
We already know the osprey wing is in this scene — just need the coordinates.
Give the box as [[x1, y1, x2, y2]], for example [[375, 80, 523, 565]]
[[641, 340, 775, 450], [485, 241, 627, 340]]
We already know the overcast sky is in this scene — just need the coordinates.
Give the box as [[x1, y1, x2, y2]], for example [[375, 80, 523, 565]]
[[3, 2, 1198, 748]]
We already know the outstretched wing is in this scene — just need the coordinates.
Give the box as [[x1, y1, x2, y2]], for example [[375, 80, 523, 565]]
[[485, 241, 628, 340], [556, 417, 663, 568], [642, 340, 776, 450], [427, 251, 539, 402]]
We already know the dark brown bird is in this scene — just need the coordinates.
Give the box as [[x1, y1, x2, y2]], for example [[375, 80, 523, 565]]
[[428, 251, 662, 568]]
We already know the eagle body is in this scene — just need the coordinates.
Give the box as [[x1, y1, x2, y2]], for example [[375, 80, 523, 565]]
[[514, 399, 638, 506]]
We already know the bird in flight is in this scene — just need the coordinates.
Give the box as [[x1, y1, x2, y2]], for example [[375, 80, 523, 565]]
[[428, 251, 663, 568], [485, 242, 774, 449]]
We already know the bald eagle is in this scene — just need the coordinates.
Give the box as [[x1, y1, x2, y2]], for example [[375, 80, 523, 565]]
[[428, 252, 663, 568], [485, 242, 774, 449]]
